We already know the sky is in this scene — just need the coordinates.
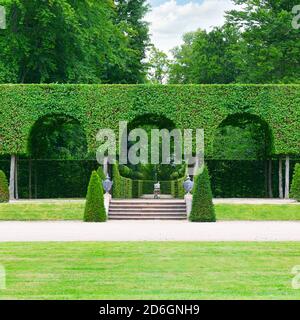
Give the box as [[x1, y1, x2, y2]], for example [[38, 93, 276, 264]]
[[145, 0, 237, 56]]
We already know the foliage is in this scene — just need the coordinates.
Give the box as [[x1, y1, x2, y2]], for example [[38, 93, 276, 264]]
[[147, 46, 170, 84], [190, 166, 216, 222], [170, 1, 300, 84], [113, 162, 186, 199], [226, 0, 300, 83], [84, 171, 106, 222], [97, 166, 106, 181], [0, 84, 299, 156], [291, 164, 300, 201], [112, 162, 132, 199], [29, 114, 88, 160], [213, 114, 272, 160], [0, 0, 150, 84], [0, 170, 9, 202], [114, 0, 150, 83], [169, 26, 240, 84], [132, 180, 143, 198]]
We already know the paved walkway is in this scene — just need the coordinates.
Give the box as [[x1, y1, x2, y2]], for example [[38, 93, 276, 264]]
[[1, 221, 300, 242]]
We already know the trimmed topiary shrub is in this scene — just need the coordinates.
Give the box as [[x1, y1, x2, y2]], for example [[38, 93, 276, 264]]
[[291, 164, 300, 202], [97, 166, 106, 181], [0, 170, 9, 203], [190, 166, 216, 222], [84, 171, 106, 222]]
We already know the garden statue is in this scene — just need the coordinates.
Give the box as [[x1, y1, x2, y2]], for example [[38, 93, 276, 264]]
[[154, 181, 160, 199]]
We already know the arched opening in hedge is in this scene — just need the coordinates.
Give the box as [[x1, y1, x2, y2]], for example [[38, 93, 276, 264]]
[[116, 113, 187, 197], [210, 113, 274, 198], [18, 114, 97, 199]]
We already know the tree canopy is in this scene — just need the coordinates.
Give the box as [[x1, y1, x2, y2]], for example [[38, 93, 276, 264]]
[[169, 0, 300, 84], [0, 0, 150, 84]]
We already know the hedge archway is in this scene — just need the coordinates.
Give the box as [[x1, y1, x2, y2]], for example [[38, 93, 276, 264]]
[[0, 84, 299, 200], [21, 113, 94, 199], [210, 113, 274, 198]]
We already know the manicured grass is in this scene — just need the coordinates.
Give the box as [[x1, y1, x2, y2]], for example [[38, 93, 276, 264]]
[[0, 242, 299, 300], [216, 204, 300, 221], [0, 202, 299, 221], [0, 202, 84, 221]]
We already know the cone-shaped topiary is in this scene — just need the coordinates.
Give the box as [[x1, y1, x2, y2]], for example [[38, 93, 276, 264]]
[[97, 166, 106, 181], [190, 166, 216, 222], [0, 170, 9, 203], [84, 171, 107, 222], [291, 164, 300, 202]]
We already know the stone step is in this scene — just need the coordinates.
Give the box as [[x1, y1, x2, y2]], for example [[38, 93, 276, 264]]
[[110, 202, 185, 207], [110, 202, 185, 206], [110, 208, 186, 213], [110, 205, 186, 209], [111, 200, 185, 204], [109, 211, 187, 220], [109, 199, 187, 220], [109, 217, 187, 220], [109, 215, 187, 220], [110, 212, 187, 216]]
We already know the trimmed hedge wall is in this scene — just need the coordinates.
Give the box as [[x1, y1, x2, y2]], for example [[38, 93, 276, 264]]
[[291, 164, 300, 202], [112, 163, 186, 199], [0, 84, 300, 156], [1, 158, 298, 199], [112, 163, 133, 199], [0, 170, 9, 203]]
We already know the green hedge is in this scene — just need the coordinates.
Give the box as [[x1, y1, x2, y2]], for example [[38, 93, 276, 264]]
[[97, 166, 106, 181], [132, 180, 143, 198], [1, 158, 298, 199], [0, 84, 299, 156], [112, 163, 186, 199], [291, 164, 300, 202], [112, 163, 133, 199], [0, 170, 9, 203], [175, 176, 186, 199]]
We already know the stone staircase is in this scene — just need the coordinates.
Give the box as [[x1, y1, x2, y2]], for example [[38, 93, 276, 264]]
[[109, 199, 187, 220]]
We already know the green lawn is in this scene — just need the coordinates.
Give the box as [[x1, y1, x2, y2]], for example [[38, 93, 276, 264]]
[[217, 204, 300, 221], [0, 202, 299, 221], [0, 242, 299, 300], [0, 202, 84, 221]]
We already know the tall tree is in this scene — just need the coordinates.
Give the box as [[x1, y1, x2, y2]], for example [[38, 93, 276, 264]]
[[226, 0, 300, 83], [114, 0, 150, 83], [147, 46, 170, 84], [0, 0, 150, 84], [169, 26, 240, 84]]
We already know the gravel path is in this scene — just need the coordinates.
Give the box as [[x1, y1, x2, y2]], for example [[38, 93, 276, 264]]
[[1, 221, 300, 242]]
